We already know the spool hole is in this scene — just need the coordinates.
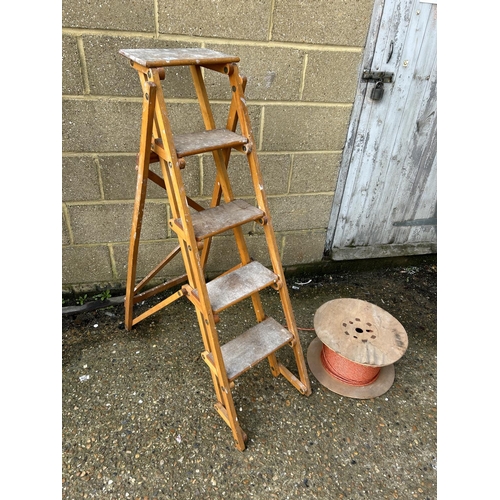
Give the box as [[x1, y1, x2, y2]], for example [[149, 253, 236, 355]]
[[355, 327, 363, 333]]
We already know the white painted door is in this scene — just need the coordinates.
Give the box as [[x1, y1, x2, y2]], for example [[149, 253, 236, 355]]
[[325, 0, 437, 260]]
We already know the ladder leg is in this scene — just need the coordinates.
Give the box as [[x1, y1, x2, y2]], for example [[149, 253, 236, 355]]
[[194, 308, 226, 404], [202, 313, 248, 451], [216, 388, 248, 451], [182, 249, 249, 450], [124, 81, 157, 331], [280, 287, 313, 396]]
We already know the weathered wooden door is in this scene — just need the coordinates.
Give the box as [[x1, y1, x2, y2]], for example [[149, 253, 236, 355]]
[[325, 0, 437, 260]]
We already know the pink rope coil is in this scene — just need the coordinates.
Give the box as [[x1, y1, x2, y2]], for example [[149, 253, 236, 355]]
[[320, 344, 380, 386]]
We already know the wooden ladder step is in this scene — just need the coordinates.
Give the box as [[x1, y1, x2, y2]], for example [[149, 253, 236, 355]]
[[207, 317, 293, 381], [152, 129, 247, 160], [174, 199, 264, 240], [206, 261, 278, 313]]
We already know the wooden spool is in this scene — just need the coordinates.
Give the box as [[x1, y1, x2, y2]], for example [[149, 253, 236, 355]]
[[307, 298, 408, 399]]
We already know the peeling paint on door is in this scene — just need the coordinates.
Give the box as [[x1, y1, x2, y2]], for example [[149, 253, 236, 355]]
[[326, 0, 437, 260]]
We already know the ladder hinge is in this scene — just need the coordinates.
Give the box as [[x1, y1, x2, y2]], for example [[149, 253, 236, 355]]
[[272, 277, 282, 290], [223, 380, 234, 391], [165, 158, 186, 169], [147, 68, 166, 80], [238, 142, 252, 154], [223, 63, 235, 76], [182, 285, 200, 305]]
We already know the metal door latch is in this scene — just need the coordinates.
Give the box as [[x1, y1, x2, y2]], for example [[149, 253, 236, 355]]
[[362, 71, 394, 101], [362, 71, 394, 83]]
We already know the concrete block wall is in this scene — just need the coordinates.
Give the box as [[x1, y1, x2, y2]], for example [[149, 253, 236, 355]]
[[62, 0, 375, 293]]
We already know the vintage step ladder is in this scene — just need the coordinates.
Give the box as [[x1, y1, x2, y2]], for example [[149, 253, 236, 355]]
[[119, 48, 311, 450]]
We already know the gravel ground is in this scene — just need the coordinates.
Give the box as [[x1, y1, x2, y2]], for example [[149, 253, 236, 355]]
[[62, 256, 437, 499]]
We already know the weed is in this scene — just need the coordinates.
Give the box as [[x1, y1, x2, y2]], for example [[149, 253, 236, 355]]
[[76, 294, 87, 306], [93, 290, 112, 301], [401, 266, 419, 275]]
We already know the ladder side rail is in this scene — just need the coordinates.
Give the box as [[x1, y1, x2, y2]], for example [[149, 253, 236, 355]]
[[181, 251, 248, 450], [143, 69, 203, 315], [125, 80, 157, 330], [148, 69, 196, 239], [222, 71, 281, 376], [184, 282, 247, 450], [188, 63, 260, 361], [191, 302, 227, 411], [125, 65, 192, 330], [227, 64, 312, 394], [227, 64, 292, 295], [147, 69, 201, 296], [136, 70, 192, 294], [189, 64, 234, 267], [150, 68, 245, 439]]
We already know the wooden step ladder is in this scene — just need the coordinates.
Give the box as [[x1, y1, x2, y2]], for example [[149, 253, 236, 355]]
[[119, 47, 312, 451]]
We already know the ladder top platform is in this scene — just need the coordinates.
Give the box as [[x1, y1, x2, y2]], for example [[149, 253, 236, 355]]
[[119, 48, 240, 68]]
